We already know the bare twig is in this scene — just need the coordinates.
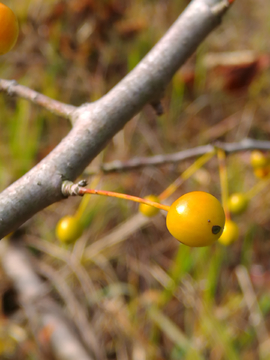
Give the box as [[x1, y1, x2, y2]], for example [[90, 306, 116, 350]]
[[214, 138, 270, 153], [85, 138, 270, 174], [0, 0, 233, 238], [0, 79, 76, 120], [87, 145, 215, 174]]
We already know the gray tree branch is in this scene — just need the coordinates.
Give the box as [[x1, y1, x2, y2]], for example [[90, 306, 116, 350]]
[[0, 79, 76, 120], [85, 138, 270, 174], [0, 0, 233, 238]]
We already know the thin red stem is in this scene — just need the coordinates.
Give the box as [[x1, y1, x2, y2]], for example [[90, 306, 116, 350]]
[[78, 188, 170, 212]]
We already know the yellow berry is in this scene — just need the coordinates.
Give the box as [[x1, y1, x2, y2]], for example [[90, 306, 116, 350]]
[[55, 216, 83, 243], [250, 150, 269, 169], [139, 195, 160, 217], [228, 193, 249, 215], [0, 3, 19, 55], [166, 191, 225, 247], [253, 166, 270, 179], [218, 220, 239, 246]]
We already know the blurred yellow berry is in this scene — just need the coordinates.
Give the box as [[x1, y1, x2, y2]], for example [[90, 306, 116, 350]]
[[55, 216, 83, 243], [0, 3, 19, 55], [139, 195, 160, 217], [166, 191, 225, 247], [218, 220, 239, 246], [228, 193, 249, 215], [250, 150, 269, 169], [253, 166, 270, 179]]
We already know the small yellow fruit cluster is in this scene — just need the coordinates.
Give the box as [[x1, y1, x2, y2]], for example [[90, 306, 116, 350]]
[[56, 191, 226, 247], [0, 3, 19, 55], [218, 150, 270, 246], [218, 193, 248, 246], [250, 150, 270, 178]]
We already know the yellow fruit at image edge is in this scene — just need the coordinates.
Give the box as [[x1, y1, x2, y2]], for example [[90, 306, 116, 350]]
[[0, 3, 19, 55], [228, 193, 249, 215], [139, 195, 160, 217], [253, 166, 270, 179], [55, 216, 83, 243], [218, 220, 239, 246], [166, 191, 225, 247]]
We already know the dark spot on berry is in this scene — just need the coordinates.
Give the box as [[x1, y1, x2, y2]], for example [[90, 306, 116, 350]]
[[212, 225, 221, 234]]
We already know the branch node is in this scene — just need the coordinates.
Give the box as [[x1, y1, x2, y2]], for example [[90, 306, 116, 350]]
[[210, 0, 232, 16], [151, 100, 164, 116], [7, 80, 17, 96], [78, 179, 88, 187], [61, 180, 87, 197]]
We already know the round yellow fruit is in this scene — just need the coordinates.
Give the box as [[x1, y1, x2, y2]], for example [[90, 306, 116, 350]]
[[139, 195, 160, 217], [228, 193, 249, 215], [218, 220, 239, 246], [55, 216, 83, 243], [0, 3, 19, 55], [253, 166, 270, 179], [250, 150, 269, 169], [166, 191, 225, 247]]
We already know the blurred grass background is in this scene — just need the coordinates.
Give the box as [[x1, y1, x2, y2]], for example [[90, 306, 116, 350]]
[[1, 0, 270, 359]]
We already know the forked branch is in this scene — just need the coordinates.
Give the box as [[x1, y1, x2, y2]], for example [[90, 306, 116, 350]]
[[0, 0, 233, 238]]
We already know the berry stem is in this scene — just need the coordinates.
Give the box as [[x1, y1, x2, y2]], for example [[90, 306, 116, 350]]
[[74, 175, 101, 220], [217, 148, 230, 220], [159, 151, 215, 200], [78, 188, 170, 212]]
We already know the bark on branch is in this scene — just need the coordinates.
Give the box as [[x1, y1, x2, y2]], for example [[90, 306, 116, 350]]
[[0, 0, 233, 238], [0, 79, 76, 119]]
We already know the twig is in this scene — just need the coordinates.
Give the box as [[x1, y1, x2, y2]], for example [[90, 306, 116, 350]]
[[85, 139, 270, 174], [0, 0, 234, 239], [214, 138, 270, 153], [0, 79, 76, 120], [87, 144, 215, 174]]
